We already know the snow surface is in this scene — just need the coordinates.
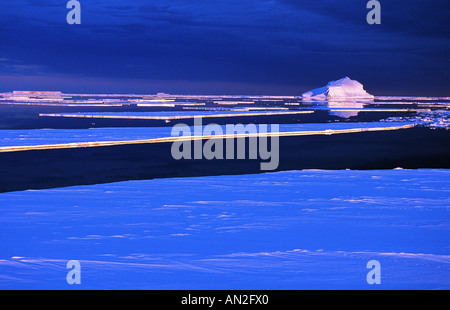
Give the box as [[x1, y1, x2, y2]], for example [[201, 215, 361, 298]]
[[302, 77, 375, 100], [0, 169, 449, 289]]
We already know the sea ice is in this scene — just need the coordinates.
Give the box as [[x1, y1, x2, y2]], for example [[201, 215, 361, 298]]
[[302, 77, 374, 100]]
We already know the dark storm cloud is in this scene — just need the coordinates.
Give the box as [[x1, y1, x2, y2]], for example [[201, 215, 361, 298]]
[[0, 0, 448, 95]]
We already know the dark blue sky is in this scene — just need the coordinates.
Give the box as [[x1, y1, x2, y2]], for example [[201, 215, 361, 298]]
[[0, 0, 448, 95]]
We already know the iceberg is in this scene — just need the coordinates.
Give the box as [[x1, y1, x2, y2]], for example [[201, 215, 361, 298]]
[[302, 77, 374, 99]]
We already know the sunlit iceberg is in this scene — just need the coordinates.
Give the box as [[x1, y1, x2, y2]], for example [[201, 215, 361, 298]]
[[302, 77, 374, 100]]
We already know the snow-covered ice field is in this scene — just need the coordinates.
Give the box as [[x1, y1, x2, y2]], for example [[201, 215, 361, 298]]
[[0, 169, 449, 289]]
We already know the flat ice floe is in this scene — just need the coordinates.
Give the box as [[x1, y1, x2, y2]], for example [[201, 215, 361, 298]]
[[0, 169, 448, 289]]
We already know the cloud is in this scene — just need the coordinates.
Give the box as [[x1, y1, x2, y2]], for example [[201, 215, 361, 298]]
[[0, 0, 448, 95]]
